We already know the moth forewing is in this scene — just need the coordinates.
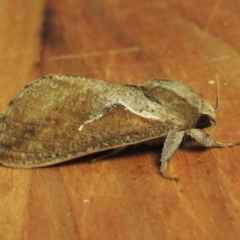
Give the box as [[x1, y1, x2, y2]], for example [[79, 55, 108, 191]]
[[0, 75, 239, 181]]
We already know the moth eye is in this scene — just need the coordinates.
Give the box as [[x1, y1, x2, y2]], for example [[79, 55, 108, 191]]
[[196, 114, 212, 129]]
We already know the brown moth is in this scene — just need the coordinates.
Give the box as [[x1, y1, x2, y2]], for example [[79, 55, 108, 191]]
[[0, 75, 239, 180]]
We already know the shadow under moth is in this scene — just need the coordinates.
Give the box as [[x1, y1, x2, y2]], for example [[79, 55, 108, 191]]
[[0, 75, 239, 181]]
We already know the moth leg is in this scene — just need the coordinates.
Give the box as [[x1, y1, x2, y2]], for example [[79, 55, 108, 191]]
[[160, 130, 185, 181], [90, 147, 127, 163], [187, 129, 240, 147]]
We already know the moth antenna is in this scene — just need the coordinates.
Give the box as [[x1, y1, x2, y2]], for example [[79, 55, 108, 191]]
[[214, 74, 220, 112]]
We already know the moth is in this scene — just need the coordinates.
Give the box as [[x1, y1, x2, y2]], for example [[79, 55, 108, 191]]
[[0, 75, 239, 180]]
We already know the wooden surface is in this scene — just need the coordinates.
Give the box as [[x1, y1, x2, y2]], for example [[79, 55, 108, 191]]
[[1, 0, 240, 239]]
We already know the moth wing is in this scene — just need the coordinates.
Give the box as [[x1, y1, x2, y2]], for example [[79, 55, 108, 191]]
[[0, 75, 180, 167]]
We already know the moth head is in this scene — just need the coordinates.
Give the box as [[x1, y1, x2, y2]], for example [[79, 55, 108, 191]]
[[142, 78, 218, 129], [196, 100, 216, 129], [196, 77, 219, 129]]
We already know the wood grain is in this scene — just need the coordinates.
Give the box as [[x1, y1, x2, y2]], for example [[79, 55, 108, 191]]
[[1, 0, 240, 239]]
